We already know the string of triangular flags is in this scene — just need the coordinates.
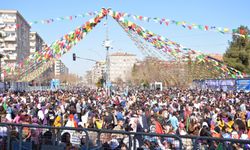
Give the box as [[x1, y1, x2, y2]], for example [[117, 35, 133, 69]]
[[111, 9, 250, 39], [2, 8, 246, 80], [5, 9, 108, 80], [109, 9, 245, 79], [119, 22, 170, 60], [29, 11, 99, 26], [18, 9, 108, 81], [120, 21, 224, 79], [119, 20, 178, 61], [1, 11, 98, 29], [2, 9, 249, 39]]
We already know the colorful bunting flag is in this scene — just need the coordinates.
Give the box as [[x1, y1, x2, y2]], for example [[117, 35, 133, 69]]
[[4, 8, 245, 80]]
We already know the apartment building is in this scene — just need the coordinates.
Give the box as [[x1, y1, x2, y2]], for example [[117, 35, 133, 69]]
[[109, 52, 137, 83], [0, 10, 30, 64], [29, 32, 44, 54], [54, 60, 69, 77], [91, 61, 106, 83]]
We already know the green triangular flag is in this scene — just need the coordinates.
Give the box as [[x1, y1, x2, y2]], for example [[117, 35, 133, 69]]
[[3, 101, 7, 111], [216, 143, 223, 150], [232, 74, 236, 78], [198, 25, 203, 30], [186, 117, 190, 131]]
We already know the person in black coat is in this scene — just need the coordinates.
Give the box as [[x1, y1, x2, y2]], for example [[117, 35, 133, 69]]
[[135, 117, 144, 148], [137, 109, 149, 132]]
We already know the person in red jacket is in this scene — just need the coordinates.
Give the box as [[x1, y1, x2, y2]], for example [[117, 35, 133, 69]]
[[151, 116, 164, 134]]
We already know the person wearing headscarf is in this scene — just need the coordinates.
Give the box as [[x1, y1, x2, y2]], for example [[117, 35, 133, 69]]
[[225, 116, 234, 133], [31, 117, 41, 145], [150, 116, 164, 135], [79, 110, 89, 128], [54, 116, 62, 127], [12, 111, 21, 124], [5, 103, 13, 122], [188, 116, 200, 136], [65, 114, 78, 128], [21, 115, 32, 142], [246, 111, 250, 128]]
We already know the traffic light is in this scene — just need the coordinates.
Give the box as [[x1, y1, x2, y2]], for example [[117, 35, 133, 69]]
[[73, 53, 76, 61]]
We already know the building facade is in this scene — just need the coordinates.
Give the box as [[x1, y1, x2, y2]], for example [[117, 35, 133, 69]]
[[109, 52, 137, 83], [0, 10, 30, 64], [29, 32, 44, 54], [54, 60, 69, 77], [32, 60, 69, 85], [85, 70, 93, 85], [91, 61, 105, 84]]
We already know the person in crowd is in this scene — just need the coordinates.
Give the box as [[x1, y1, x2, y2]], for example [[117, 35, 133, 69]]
[[112, 119, 125, 142], [61, 132, 77, 150], [187, 116, 200, 137], [21, 115, 32, 142], [0, 87, 249, 150]]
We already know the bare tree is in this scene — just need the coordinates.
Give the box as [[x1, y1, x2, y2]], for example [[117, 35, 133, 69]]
[[115, 77, 124, 87], [130, 57, 222, 88], [58, 73, 81, 86]]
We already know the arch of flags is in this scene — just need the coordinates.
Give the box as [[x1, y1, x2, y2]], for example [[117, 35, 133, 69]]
[[1, 8, 246, 82]]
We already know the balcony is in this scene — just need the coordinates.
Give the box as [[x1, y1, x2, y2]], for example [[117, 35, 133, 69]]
[[29, 36, 36, 40], [9, 55, 17, 60], [30, 42, 36, 47], [3, 54, 17, 61], [2, 18, 16, 23], [4, 27, 16, 32], [3, 46, 16, 51], [30, 48, 36, 53], [4, 36, 16, 41]]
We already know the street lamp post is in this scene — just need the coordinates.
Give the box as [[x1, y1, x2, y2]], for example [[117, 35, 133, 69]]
[[103, 14, 112, 96], [104, 39, 111, 86]]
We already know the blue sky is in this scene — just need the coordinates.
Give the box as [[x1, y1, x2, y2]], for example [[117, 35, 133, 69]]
[[1, 0, 250, 76]]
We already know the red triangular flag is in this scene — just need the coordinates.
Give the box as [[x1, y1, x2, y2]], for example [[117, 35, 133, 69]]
[[131, 24, 136, 29], [205, 26, 209, 31], [116, 13, 121, 20]]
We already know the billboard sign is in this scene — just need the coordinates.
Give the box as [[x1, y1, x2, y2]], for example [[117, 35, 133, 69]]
[[50, 79, 60, 90], [236, 79, 250, 92]]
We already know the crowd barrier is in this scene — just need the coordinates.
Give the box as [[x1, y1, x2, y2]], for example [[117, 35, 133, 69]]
[[0, 123, 250, 150]]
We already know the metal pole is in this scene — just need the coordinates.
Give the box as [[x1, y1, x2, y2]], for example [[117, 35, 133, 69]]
[[18, 126, 22, 150], [104, 14, 111, 96], [7, 126, 10, 150], [106, 46, 110, 96]]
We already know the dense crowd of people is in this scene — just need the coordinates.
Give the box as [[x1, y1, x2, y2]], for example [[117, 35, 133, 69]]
[[0, 87, 250, 150]]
